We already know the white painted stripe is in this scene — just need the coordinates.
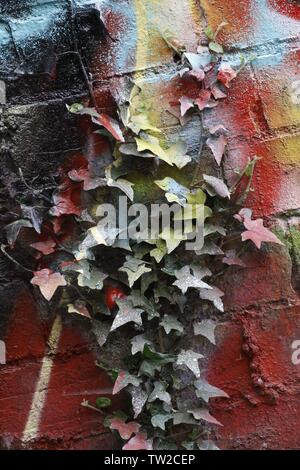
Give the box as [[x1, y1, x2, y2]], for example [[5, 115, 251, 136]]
[[22, 315, 62, 443]]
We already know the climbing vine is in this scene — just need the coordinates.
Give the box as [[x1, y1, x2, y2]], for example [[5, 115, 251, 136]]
[[2, 24, 283, 450]]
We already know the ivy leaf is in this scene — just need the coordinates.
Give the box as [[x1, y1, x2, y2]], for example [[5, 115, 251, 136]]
[[31, 269, 67, 301], [95, 397, 112, 409], [21, 205, 44, 234], [198, 440, 220, 450], [150, 239, 168, 263], [131, 334, 152, 355], [30, 238, 56, 255], [106, 168, 134, 201], [199, 286, 224, 312], [206, 134, 228, 166], [112, 371, 141, 395], [173, 266, 212, 294], [142, 345, 175, 365], [151, 414, 172, 431], [159, 228, 187, 254], [164, 141, 192, 169], [78, 266, 108, 290], [179, 96, 194, 116], [184, 52, 211, 70], [119, 142, 154, 159], [92, 319, 111, 347], [195, 241, 224, 256], [68, 167, 106, 191], [131, 290, 159, 319], [148, 382, 171, 404], [204, 26, 215, 40], [217, 64, 237, 88], [51, 183, 82, 217], [81, 108, 125, 142], [211, 84, 227, 100], [128, 113, 161, 134], [122, 432, 153, 450], [193, 319, 217, 345], [176, 350, 204, 377], [194, 90, 211, 111], [203, 174, 230, 199], [172, 412, 198, 425], [209, 42, 223, 54], [189, 408, 222, 426], [160, 315, 184, 335], [194, 378, 229, 403], [110, 298, 144, 331], [80, 224, 119, 250], [155, 177, 189, 205], [222, 249, 246, 267], [241, 217, 284, 249], [135, 134, 173, 165], [119, 256, 151, 288], [5, 219, 32, 246], [110, 418, 140, 440], [128, 385, 148, 418], [68, 301, 91, 319]]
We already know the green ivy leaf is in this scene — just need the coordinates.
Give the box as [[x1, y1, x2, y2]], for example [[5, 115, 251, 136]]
[[96, 397, 112, 409], [209, 42, 224, 54], [160, 315, 184, 335]]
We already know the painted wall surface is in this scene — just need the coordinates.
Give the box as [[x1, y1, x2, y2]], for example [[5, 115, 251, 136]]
[[0, 0, 300, 449]]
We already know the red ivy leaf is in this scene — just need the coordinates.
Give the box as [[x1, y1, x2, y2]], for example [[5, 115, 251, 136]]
[[110, 418, 140, 440], [179, 96, 194, 116], [30, 238, 56, 255], [51, 182, 82, 217], [122, 432, 153, 450], [92, 113, 125, 142], [194, 90, 211, 110], [211, 84, 227, 99], [217, 64, 237, 88], [241, 217, 284, 249], [31, 269, 67, 301], [206, 134, 228, 165], [68, 168, 106, 191]]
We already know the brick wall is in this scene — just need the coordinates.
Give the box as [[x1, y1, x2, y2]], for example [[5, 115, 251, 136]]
[[0, 0, 300, 450]]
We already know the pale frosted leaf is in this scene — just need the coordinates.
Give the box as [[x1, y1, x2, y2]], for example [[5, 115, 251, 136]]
[[128, 386, 148, 418], [131, 334, 152, 355], [106, 168, 134, 201], [151, 414, 172, 431], [203, 174, 230, 199], [194, 319, 217, 345], [189, 408, 222, 426], [199, 286, 224, 312], [173, 266, 212, 294], [68, 301, 91, 319], [110, 298, 144, 331], [148, 382, 171, 404], [160, 315, 184, 335], [194, 378, 229, 403], [198, 440, 220, 450], [176, 350, 204, 377], [92, 319, 111, 347]]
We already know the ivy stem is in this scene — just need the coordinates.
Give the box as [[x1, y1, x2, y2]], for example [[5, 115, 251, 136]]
[[158, 327, 165, 353], [1, 244, 34, 273], [81, 399, 106, 415]]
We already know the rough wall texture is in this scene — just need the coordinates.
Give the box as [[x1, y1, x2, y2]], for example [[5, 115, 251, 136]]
[[0, 0, 300, 450]]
